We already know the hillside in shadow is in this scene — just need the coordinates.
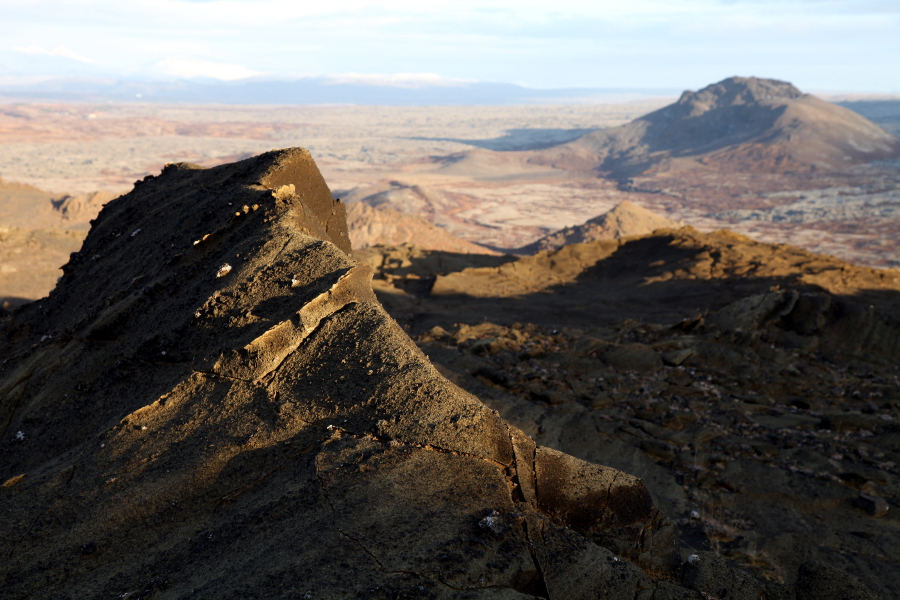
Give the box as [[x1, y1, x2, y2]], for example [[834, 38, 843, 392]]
[[360, 229, 900, 595]]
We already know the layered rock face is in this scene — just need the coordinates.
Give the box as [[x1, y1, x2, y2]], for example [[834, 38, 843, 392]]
[[0, 149, 685, 599]]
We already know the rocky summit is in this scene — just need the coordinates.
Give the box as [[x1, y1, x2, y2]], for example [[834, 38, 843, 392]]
[[0, 150, 883, 599]]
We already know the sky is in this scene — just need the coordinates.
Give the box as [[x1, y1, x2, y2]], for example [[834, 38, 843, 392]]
[[1, 0, 898, 93]]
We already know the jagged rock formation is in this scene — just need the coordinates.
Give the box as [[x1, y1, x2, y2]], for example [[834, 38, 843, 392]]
[[519, 201, 681, 254], [347, 201, 496, 254], [0, 149, 883, 599], [529, 77, 900, 176], [0, 149, 691, 599]]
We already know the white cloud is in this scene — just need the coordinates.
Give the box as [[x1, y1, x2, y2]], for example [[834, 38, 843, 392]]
[[152, 58, 262, 81], [12, 45, 94, 63]]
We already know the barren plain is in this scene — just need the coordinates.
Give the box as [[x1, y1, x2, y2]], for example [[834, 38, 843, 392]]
[[1, 93, 899, 307]]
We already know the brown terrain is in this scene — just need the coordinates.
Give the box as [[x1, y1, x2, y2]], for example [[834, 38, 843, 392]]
[[342, 78, 900, 265], [346, 201, 497, 254], [358, 222, 900, 597], [0, 177, 118, 308], [1, 149, 890, 599], [0, 78, 899, 596], [518, 200, 681, 254], [1, 79, 899, 278]]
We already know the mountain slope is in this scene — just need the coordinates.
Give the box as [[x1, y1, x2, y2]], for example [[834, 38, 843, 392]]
[[347, 201, 497, 254], [519, 201, 680, 254], [530, 77, 900, 176]]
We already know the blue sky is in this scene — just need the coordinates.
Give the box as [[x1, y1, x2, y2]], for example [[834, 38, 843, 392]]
[[1, 0, 898, 92]]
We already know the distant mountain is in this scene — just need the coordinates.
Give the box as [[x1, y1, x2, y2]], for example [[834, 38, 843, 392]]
[[518, 201, 680, 254], [0, 75, 677, 106], [346, 202, 497, 254], [529, 77, 900, 176]]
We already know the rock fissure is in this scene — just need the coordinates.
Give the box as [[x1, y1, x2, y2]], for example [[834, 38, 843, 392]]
[[6, 510, 44, 559], [503, 426, 529, 504], [267, 230, 295, 265], [607, 470, 620, 506], [257, 304, 364, 390], [188, 368, 248, 383], [519, 515, 551, 599]]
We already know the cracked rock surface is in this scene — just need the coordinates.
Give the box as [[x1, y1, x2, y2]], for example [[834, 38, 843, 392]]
[[0, 149, 711, 599], [359, 230, 899, 596]]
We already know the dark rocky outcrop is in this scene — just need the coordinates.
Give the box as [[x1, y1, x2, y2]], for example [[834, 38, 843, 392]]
[[0, 149, 882, 598], [0, 149, 681, 599], [358, 225, 900, 597]]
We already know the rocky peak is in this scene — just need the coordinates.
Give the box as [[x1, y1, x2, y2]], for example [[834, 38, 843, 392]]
[[676, 76, 805, 114]]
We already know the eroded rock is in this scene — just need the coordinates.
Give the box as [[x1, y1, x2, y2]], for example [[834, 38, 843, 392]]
[[0, 149, 691, 599]]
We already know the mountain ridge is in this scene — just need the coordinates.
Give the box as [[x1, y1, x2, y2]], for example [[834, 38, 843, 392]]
[[518, 200, 681, 254]]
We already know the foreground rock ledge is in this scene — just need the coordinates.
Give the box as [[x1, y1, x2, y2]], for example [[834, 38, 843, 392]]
[[0, 149, 877, 599]]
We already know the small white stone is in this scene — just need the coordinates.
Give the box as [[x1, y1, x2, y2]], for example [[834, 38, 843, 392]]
[[15, 431, 25, 441], [216, 264, 232, 278], [130, 229, 141, 237], [688, 554, 700, 566]]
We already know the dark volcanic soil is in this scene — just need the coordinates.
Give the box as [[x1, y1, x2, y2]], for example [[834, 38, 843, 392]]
[[359, 229, 900, 597]]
